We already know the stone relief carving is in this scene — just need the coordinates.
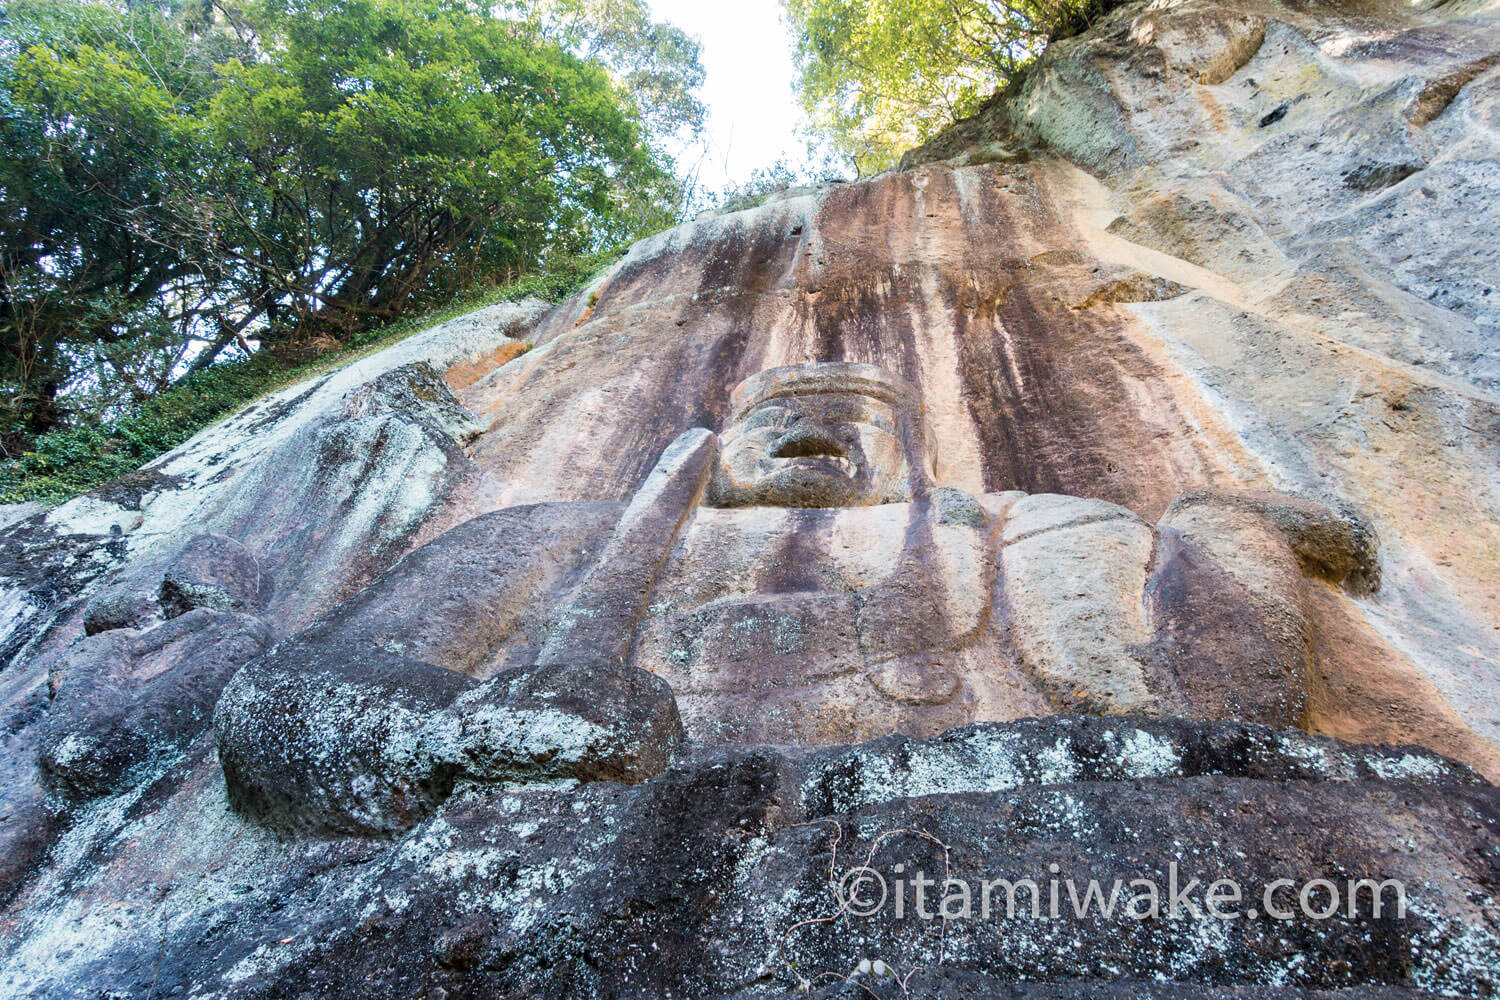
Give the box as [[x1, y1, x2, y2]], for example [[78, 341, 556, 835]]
[[214, 361, 1378, 836], [708, 363, 933, 508]]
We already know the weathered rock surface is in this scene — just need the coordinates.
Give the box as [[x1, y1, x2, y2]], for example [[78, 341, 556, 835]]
[[10, 719, 1496, 999], [0, 0, 1498, 995], [903, 0, 1500, 764]]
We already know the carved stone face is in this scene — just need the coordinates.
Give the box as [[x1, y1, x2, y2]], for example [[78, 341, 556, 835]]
[[709, 364, 927, 508]]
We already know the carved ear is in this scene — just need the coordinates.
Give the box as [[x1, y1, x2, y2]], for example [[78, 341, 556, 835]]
[[703, 428, 771, 510], [705, 467, 732, 508], [896, 409, 938, 501]]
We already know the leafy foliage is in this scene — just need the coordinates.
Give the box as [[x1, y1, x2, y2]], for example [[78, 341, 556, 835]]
[[0, 0, 698, 453], [710, 156, 849, 215], [0, 249, 619, 504], [782, 0, 1103, 175], [519, 0, 706, 144], [1, 0, 234, 442], [204, 0, 665, 331]]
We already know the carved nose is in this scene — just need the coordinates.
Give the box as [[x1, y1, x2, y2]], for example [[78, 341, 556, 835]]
[[772, 425, 848, 459]]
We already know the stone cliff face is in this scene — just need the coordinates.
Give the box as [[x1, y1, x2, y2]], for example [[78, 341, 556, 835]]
[[0, 0, 1497, 996]]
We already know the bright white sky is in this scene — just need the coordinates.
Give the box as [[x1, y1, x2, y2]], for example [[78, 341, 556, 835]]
[[647, 0, 816, 193]]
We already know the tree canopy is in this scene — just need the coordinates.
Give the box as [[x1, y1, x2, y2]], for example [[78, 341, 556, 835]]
[[782, 0, 1099, 175], [0, 0, 700, 450]]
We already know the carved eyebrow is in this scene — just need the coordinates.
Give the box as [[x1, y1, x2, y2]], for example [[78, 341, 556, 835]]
[[743, 396, 896, 428], [803, 399, 895, 423], [754, 384, 904, 408], [741, 404, 792, 426]]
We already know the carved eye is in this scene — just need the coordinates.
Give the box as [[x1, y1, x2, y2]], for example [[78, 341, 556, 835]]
[[743, 405, 790, 430]]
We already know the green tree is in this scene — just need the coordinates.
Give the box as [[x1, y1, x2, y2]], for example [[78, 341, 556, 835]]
[[520, 0, 706, 144], [0, 0, 241, 442], [782, 0, 1098, 175], [197, 0, 674, 360], [0, 0, 697, 447]]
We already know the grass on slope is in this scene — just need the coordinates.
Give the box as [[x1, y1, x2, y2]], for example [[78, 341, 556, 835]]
[[0, 251, 619, 507]]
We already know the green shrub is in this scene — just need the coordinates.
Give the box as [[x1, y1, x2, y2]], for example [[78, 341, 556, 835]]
[[0, 251, 620, 506]]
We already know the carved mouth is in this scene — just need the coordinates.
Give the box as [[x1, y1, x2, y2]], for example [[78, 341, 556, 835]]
[[773, 455, 858, 479], [767, 428, 858, 478], [771, 430, 847, 460]]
